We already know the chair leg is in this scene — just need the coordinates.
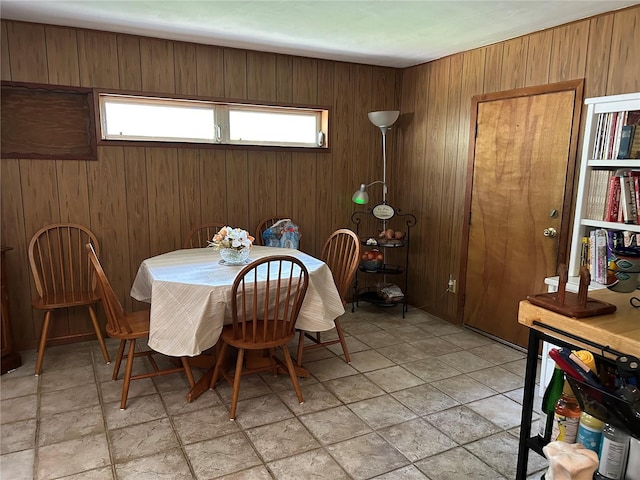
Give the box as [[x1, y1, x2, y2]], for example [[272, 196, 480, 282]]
[[88, 305, 111, 364], [35, 311, 53, 376], [209, 342, 228, 389], [281, 346, 304, 404], [334, 318, 351, 364], [112, 340, 126, 381], [296, 330, 305, 367], [229, 348, 245, 421], [181, 357, 195, 388], [120, 339, 137, 410]]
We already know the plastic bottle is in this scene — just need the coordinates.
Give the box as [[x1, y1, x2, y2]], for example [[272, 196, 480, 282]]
[[597, 423, 630, 480], [551, 380, 581, 443], [539, 364, 565, 441], [625, 436, 640, 480], [577, 411, 604, 453]]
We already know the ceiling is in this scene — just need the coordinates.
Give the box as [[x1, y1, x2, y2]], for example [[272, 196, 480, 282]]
[[2, 0, 638, 68]]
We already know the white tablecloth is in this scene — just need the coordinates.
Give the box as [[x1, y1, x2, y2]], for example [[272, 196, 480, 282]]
[[130, 246, 345, 356]]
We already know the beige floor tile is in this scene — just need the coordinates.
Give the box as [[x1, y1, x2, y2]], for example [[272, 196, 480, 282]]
[[160, 387, 221, 416], [304, 356, 358, 382], [109, 418, 179, 463], [353, 330, 404, 349], [414, 446, 506, 479], [0, 448, 35, 480], [469, 343, 526, 364], [276, 382, 342, 415], [373, 465, 429, 479], [173, 404, 240, 444], [391, 384, 460, 416], [440, 330, 494, 349], [37, 433, 110, 480], [103, 393, 168, 430], [40, 383, 100, 416], [408, 337, 462, 357], [0, 418, 37, 454], [1, 394, 37, 424], [376, 342, 431, 364], [348, 394, 418, 430], [184, 432, 262, 479], [325, 432, 410, 480], [245, 417, 319, 462], [268, 448, 350, 480], [467, 365, 526, 392], [214, 373, 273, 403], [417, 321, 463, 337], [402, 357, 462, 383], [234, 394, 294, 429], [379, 418, 457, 461], [99, 377, 157, 404], [0, 375, 38, 400], [466, 394, 527, 430], [323, 373, 386, 403], [56, 466, 115, 479], [299, 405, 371, 444], [435, 350, 495, 373], [218, 465, 274, 479], [38, 405, 105, 446], [425, 405, 502, 444], [430, 374, 498, 403], [385, 325, 435, 343], [348, 349, 396, 372], [115, 448, 193, 480], [365, 365, 424, 392], [327, 335, 371, 356]]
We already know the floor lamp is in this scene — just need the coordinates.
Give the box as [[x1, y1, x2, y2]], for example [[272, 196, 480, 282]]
[[352, 110, 400, 205]]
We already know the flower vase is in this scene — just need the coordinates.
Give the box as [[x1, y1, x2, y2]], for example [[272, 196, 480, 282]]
[[219, 247, 250, 265]]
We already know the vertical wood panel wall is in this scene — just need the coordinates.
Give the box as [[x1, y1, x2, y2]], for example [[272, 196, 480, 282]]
[[0, 20, 400, 350], [398, 6, 640, 323]]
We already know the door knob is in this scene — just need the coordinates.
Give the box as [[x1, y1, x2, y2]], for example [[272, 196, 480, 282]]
[[543, 227, 557, 238]]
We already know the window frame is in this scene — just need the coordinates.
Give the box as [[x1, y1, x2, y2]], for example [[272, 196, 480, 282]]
[[94, 88, 330, 153]]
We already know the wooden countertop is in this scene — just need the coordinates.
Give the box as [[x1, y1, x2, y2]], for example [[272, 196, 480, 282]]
[[518, 288, 640, 357]]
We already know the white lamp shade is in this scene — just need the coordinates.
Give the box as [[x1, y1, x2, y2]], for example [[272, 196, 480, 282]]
[[368, 110, 400, 128]]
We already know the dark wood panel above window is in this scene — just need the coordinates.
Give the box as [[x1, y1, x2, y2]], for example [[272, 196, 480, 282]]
[[1, 81, 96, 160]]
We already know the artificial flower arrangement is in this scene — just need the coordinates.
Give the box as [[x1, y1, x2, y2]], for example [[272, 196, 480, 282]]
[[208, 227, 254, 251]]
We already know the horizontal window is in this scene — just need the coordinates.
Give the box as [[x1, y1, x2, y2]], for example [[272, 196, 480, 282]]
[[99, 93, 328, 149]]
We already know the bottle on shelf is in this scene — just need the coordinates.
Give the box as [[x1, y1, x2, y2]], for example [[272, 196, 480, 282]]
[[596, 423, 630, 480], [551, 380, 582, 443], [539, 364, 565, 442], [577, 411, 604, 453]]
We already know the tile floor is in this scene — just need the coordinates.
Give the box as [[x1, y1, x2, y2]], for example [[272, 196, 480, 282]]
[[1, 304, 549, 480]]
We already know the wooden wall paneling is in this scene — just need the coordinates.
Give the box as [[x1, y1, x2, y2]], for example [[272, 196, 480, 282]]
[[314, 60, 335, 250], [198, 149, 228, 225], [352, 64, 374, 210], [441, 53, 465, 320], [455, 48, 486, 321], [140, 37, 175, 93], [177, 148, 203, 244], [500, 36, 528, 91], [55, 160, 91, 224], [274, 55, 294, 221], [330, 63, 354, 229], [77, 30, 119, 88], [88, 147, 131, 313], [222, 48, 248, 229], [224, 149, 250, 230], [5, 22, 48, 83], [20, 159, 63, 338], [524, 30, 553, 87], [45, 26, 80, 86], [117, 35, 142, 91], [584, 14, 613, 98], [223, 48, 247, 99], [1, 22, 11, 81], [606, 7, 640, 95], [247, 52, 278, 233], [196, 44, 224, 97], [1, 159, 34, 347], [291, 57, 319, 253], [123, 147, 150, 312], [248, 51, 277, 101], [174, 42, 197, 96], [403, 64, 430, 309], [423, 59, 450, 311], [482, 43, 504, 94], [548, 20, 589, 83], [145, 147, 182, 255]]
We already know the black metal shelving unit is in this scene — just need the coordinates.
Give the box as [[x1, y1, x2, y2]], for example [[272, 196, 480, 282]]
[[350, 206, 416, 317]]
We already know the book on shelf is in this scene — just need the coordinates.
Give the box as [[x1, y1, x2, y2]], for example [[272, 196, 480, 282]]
[[604, 175, 621, 222], [619, 174, 638, 224], [587, 229, 608, 284], [618, 125, 635, 159]]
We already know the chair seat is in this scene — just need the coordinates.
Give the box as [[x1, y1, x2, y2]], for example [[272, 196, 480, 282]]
[[106, 310, 151, 340], [32, 291, 100, 310], [220, 321, 296, 350]]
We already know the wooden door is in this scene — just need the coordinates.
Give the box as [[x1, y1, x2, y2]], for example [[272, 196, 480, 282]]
[[463, 84, 582, 347]]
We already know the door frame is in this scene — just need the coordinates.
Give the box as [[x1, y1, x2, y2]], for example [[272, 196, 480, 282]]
[[457, 79, 584, 322]]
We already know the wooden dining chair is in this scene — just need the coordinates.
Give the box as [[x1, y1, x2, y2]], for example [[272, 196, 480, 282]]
[[254, 216, 297, 246], [184, 223, 226, 248], [209, 255, 309, 420], [28, 223, 110, 375], [296, 228, 360, 365], [86, 243, 195, 409]]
